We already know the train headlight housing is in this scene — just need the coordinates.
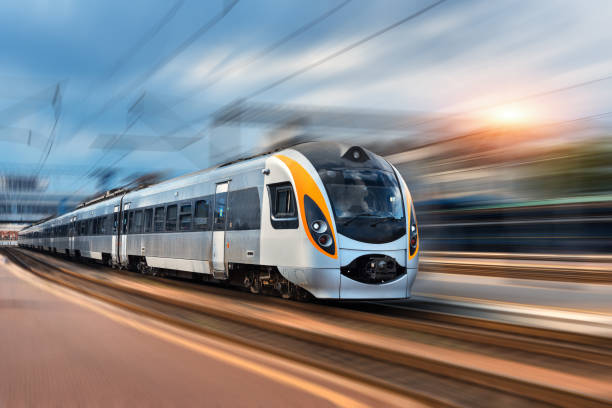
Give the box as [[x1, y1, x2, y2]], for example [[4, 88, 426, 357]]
[[409, 206, 418, 256], [311, 220, 327, 233], [304, 195, 335, 255]]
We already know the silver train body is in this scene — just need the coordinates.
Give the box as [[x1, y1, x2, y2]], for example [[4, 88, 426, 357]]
[[18, 142, 419, 299]]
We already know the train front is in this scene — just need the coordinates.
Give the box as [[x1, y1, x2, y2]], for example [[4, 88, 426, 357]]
[[271, 142, 419, 300]]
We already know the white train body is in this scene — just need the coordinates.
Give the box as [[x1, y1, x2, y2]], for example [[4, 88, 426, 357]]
[[19, 142, 419, 300]]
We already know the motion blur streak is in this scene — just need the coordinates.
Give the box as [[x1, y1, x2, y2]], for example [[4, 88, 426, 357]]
[[7, 264, 371, 408]]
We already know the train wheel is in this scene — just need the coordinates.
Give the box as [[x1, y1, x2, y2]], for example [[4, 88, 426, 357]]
[[247, 272, 261, 294]]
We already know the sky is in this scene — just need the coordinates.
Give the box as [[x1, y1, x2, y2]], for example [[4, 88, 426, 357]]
[[0, 0, 611, 196]]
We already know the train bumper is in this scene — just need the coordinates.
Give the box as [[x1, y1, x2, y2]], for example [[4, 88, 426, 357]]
[[339, 269, 415, 300], [278, 266, 416, 300]]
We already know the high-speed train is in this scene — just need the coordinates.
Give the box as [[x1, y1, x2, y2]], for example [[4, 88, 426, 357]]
[[18, 142, 419, 300]]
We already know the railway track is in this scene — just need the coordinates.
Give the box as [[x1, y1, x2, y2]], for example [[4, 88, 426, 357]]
[[5, 248, 612, 408], [418, 259, 612, 285]]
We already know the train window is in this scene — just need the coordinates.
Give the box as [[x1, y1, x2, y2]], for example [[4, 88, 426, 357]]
[[154, 207, 165, 232], [277, 189, 293, 216], [100, 217, 106, 235], [113, 213, 118, 233], [228, 188, 261, 230], [122, 212, 129, 234], [179, 203, 192, 231], [213, 193, 227, 231], [92, 218, 98, 235], [144, 208, 153, 233], [194, 199, 210, 230], [166, 205, 177, 231], [134, 210, 143, 233], [127, 211, 135, 234], [268, 183, 298, 229], [81, 221, 87, 235]]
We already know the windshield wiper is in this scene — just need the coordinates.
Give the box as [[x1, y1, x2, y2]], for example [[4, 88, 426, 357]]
[[342, 212, 375, 226], [370, 216, 399, 227]]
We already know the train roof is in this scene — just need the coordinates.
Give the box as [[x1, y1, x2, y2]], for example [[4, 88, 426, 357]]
[[21, 141, 364, 231]]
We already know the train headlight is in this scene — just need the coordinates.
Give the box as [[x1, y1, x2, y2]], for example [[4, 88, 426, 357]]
[[409, 205, 418, 256], [311, 220, 327, 233]]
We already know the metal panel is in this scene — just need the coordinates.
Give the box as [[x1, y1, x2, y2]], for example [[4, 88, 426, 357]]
[[225, 230, 260, 264], [339, 273, 408, 300], [277, 266, 340, 299], [146, 256, 211, 274]]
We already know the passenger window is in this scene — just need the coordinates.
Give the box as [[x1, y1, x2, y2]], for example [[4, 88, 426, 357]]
[[144, 209, 153, 233], [80, 220, 86, 235], [166, 205, 177, 231], [122, 212, 129, 234], [113, 212, 118, 233], [194, 199, 210, 230], [228, 188, 261, 230], [134, 210, 143, 233], [93, 218, 98, 235], [213, 193, 227, 231], [127, 211, 134, 233], [268, 183, 298, 229], [179, 203, 192, 231], [154, 207, 165, 232]]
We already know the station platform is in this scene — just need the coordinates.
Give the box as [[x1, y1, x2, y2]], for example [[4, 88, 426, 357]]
[[0, 256, 413, 407]]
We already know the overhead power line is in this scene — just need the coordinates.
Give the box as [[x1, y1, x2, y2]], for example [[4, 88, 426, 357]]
[[415, 73, 612, 127], [173, 0, 354, 106], [101, 0, 185, 83], [69, 0, 240, 141], [240, 0, 448, 101]]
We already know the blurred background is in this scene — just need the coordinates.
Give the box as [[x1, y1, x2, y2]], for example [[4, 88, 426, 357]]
[[1, 0, 610, 254]]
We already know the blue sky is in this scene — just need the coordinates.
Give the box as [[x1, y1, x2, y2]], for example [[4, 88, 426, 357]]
[[0, 0, 611, 196]]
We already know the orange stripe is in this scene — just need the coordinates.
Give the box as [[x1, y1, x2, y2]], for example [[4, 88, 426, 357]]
[[402, 182, 419, 260], [275, 155, 337, 259]]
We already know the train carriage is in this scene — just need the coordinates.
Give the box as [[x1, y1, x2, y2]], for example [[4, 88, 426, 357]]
[[19, 142, 419, 300]]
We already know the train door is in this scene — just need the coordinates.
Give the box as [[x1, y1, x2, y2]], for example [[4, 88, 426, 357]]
[[211, 182, 229, 278], [119, 202, 130, 265], [112, 205, 120, 264], [69, 216, 76, 254]]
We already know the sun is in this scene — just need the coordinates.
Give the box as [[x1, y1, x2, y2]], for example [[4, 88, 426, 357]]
[[489, 106, 531, 125]]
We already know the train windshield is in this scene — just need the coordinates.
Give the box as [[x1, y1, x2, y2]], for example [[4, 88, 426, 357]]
[[318, 169, 406, 244]]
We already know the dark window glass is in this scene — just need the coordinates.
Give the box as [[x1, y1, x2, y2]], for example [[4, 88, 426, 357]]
[[134, 210, 143, 233], [127, 211, 134, 234], [179, 203, 192, 231], [194, 199, 210, 230], [276, 188, 295, 217], [100, 217, 106, 235], [144, 209, 153, 233], [166, 205, 177, 231], [213, 192, 227, 231], [80, 221, 86, 235], [268, 183, 298, 229], [113, 212, 118, 233], [228, 188, 261, 230], [318, 168, 406, 244], [154, 207, 165, 232], [93, 218, 98, 235], [122, 211, 129, 234]]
